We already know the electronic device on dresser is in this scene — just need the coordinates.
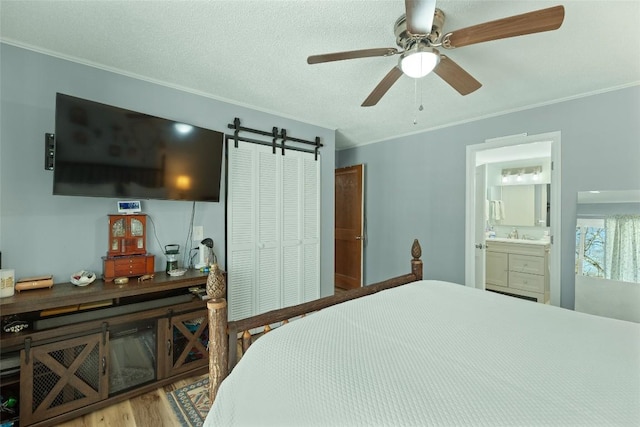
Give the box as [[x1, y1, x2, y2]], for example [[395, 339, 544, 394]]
[[102, 213, 154, 282]]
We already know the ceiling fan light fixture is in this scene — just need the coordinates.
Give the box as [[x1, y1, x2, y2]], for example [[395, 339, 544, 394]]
[[400, 45, 440, 78]]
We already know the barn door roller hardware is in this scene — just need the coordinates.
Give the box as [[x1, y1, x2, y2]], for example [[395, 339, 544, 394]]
[[228, 118, 323, 160]]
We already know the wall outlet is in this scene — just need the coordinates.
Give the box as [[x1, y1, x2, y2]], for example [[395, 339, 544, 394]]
[[193, 225, 204, 241]]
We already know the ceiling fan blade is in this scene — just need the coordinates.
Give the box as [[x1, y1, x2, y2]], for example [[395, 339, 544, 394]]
[[404, 0, 436, 35], [434, 56, 482, 96], [361, 67, 403, 107], [444, 5, 565, 49], [307, 48, 398, 64]]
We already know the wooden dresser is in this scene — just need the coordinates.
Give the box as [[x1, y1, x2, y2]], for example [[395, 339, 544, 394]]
[[0, 270, 211, 427]]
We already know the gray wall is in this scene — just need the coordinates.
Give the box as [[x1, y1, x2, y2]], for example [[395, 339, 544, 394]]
[[337, 85, 640, 309], [0, 43, 335, 297]]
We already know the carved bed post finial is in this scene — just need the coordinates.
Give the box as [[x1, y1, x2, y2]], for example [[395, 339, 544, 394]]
[[411, 239, 423, 280], [208, 298, 228, 403], [411, 239, 422, 260]]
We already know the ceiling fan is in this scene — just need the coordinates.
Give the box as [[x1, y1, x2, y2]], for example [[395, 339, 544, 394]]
[[307, 0, 565, 107]]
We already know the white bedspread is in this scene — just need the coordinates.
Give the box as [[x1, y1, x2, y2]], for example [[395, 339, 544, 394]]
[[205, 280, 640, 426]]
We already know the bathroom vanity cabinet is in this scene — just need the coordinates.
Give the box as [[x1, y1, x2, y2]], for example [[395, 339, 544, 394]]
[[485, 240, 550, 303]]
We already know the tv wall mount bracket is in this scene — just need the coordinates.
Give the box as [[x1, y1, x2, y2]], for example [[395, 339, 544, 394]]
[[45, 133, 55, 170]]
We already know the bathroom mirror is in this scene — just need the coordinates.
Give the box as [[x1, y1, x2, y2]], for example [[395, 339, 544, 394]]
[[488, 184, 549, 227]]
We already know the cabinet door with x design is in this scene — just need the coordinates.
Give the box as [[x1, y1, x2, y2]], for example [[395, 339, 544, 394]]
[[158, 310, 209, 378], [19, 332, 109, 425]]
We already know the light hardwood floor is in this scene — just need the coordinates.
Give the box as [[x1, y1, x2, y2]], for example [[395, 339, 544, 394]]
[[58, 373, 208, 427]]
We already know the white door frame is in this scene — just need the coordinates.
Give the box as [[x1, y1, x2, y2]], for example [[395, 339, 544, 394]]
[[474, 164, 488, 289], [464, 131, 562, 306]]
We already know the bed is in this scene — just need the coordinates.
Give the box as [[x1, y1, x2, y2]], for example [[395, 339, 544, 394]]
[[204, 240, 640, 426]]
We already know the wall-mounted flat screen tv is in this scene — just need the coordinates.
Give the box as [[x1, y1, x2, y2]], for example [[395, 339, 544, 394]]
[[53, 93, 224, 202]]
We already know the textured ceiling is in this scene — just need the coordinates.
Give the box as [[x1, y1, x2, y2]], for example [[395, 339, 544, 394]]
[[1, 0, 639, 149]]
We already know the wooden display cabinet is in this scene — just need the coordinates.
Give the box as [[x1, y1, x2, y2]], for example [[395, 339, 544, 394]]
[[107, 214, 147, 257], [103, 214, 154, 282]]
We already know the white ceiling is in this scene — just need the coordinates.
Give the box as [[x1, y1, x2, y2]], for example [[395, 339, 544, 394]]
[[1, 0, 639, 150]]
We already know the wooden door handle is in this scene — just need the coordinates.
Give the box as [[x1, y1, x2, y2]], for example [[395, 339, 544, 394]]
[[355, 236, 363, 240]]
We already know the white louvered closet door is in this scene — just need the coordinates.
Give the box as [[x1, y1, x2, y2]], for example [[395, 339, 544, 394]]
[[256, 146, 280, 314], [301, 154, 320, 302], [227, 142, 320, 321], [281, 152, 302, 307], [227, 142, 256, 321]]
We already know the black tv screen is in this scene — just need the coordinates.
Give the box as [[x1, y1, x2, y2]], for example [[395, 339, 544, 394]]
[[53, 93, 224, 202]]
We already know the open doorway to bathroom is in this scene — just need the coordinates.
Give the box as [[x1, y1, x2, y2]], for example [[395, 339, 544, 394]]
[[465, 132, 562, 306]]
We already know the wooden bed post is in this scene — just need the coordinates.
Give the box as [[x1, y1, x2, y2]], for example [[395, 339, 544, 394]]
[[207, 298, 228, 403], [411, 239, 423, 280]]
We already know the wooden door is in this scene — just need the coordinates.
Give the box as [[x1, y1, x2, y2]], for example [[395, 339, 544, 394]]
[[335, 164, 364, 290]]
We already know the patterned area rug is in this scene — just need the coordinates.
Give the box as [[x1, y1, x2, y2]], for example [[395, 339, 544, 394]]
[[167, 378, 211, 427]]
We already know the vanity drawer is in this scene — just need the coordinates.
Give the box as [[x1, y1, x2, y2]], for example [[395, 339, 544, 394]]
[[509, 271, 545, 293], [509, 254, 546, 275]]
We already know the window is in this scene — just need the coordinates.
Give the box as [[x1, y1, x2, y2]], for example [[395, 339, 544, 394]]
[[576, 215, 640, 283], [575, 218, 605, 278]]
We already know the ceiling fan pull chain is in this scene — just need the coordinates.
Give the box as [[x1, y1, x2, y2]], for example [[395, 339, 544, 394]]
[[413, 78, 425, 125], [413, 78, 418, 125]]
